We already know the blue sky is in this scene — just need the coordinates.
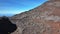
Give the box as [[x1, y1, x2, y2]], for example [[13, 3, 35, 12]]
[[0, 0, 48, 16]]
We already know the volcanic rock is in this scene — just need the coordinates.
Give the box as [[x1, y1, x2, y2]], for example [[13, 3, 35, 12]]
[[10, 0, 60, 34]]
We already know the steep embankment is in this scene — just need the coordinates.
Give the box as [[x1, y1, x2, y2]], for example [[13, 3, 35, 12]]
[[10, 0, 60, 34]]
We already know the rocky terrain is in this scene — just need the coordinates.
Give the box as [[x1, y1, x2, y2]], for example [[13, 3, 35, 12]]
[[10, 0, 60, 34], [0, 16, 17, 34]]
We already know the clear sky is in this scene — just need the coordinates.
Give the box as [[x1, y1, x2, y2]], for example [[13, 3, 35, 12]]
[[0, 0, 48, 16]]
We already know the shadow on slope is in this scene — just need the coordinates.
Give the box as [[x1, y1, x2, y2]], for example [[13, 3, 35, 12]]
[[0, 16, 17, 34]]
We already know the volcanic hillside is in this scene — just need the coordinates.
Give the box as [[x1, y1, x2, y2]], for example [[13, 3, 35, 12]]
[[10, 0, 60, 34]]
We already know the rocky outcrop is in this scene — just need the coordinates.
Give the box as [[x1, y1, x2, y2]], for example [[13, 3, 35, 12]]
[[10, 0, 60, 34], [0, 16, 17, 34]]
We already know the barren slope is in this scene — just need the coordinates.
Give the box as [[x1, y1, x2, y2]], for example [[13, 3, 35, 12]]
[[10, 0, 60, 34]]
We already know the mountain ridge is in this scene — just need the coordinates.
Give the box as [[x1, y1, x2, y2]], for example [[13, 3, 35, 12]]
[[10, 0, 60, 34]]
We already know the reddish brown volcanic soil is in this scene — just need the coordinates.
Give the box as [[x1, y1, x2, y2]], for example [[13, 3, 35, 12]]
[[10, 0, 60, 34]]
